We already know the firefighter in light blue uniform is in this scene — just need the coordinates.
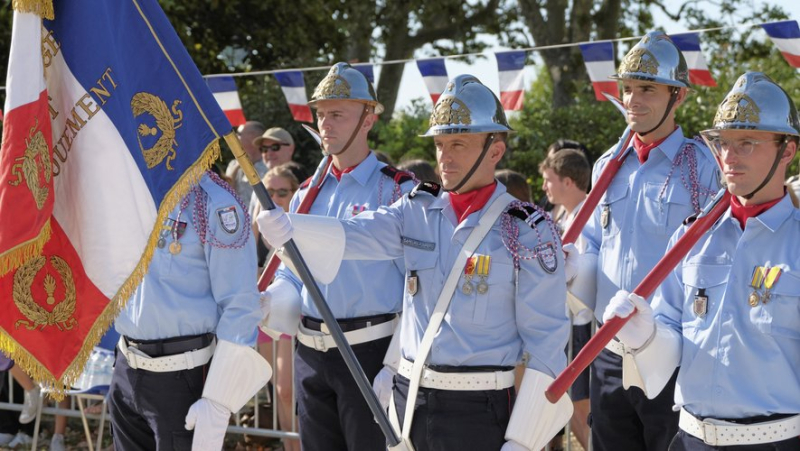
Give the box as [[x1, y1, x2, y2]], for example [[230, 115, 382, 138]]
[[259, 75, 573, 451], [111, 171, 270, 451], [572, 31, 721, 451], [605, 72, 800, 450], [262, 62, 414, 451]]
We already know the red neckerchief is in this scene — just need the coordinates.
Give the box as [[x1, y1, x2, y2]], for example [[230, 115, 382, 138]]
[[331, 163, 357, 181], [632, 131, 671, 164], [730, 193, 783, 229], [449, 182, 497, 223]]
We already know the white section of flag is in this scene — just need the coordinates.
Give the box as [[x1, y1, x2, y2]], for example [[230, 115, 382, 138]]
[[46, 47, 157, 297], [499, 70, 524, 92], [422, 75, 449, 97], [769, 36, 800, 55], [280, 86, 309, 105], [4, 12, 45, 111], [584, 60, 617, 82], [682, 50, 711, 70], [212, 91, 242, 111]]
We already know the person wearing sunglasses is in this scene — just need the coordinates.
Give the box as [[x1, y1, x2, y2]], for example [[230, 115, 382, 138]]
[[604, 72, 800, 450], [254, 127, 297, 171]]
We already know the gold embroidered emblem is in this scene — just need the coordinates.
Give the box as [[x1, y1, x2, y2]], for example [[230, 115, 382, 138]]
[[131, 92, 183, 170], [430, 97, 472, 127], [313, 73, 351, 100], [619, 48, 659, 76], [715, 93, 760, 125], [13, 255, 77, 331], [8, 118, 52, 210]]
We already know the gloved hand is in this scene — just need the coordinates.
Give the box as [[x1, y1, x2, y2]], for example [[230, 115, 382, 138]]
[[562, 243, 579, 284], [372, 366, 396, 411], [500, 439, 530, 451], [603, 290, 655, 349], [259, 290, 271, 322], [256, 208, 293, 249], [185, 398, 231, 451]]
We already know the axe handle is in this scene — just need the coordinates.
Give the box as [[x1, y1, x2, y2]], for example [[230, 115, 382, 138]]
[[546, 190, 731, 403]]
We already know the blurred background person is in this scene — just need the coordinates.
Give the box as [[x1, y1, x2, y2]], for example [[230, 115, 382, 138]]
[[496, 168, 532, 202], [398, 158, 439, 184], [227, 121, 268, 202]]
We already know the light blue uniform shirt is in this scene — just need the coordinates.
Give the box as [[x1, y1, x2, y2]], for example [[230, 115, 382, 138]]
[[116, 174, 260, 346], [653, 195, 800, 419], [583, 127, 720, 319], [340, 183, 570, 376], [276, 152, 413, 319]]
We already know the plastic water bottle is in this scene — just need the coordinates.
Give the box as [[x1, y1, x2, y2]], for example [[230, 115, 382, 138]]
[[98, 351, 115, 386], [83, 350, 102, 389]]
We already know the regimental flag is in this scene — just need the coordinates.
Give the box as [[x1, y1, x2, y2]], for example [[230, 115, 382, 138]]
[[579, 42, 618, 101], [670, 33, 716, 87], [353, 64, 375, 84], [207, 76, 246, 127], [416, 58, 449, 104], [761, 20, 800, 68], [274, 71, 313, 123], [495, 51, 526, 111], [0, 0, 232, 394]]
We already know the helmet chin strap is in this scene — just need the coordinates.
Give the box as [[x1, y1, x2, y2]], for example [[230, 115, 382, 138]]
[[330, 104, 371, 159], [445, 133, 495, 193], [742, 138, 788, 200], [638, 87, 680, 137]]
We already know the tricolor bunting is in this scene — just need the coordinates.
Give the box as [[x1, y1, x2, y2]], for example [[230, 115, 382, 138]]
[[579, 42, 619, 101], [495, 51, 527, 111], [207, 76, 246, 126], [274, 71, 314, 123], [761, 20, 800, 68], [416, 58, 449, 104], [670, 33, 717, 87], [0, 0, 233, 394]]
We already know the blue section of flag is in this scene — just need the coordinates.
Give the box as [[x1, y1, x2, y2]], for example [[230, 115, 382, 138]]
[[44, 0, 231, 207], [579, 42, 614, 62], [417, 59, 448, 77], [206, 76, 238, 93], [670, 33, 702, 52], [274, 71, 306, 88], [353, 65, 375, 83], [762, 20, 800, 40], [495, 51, 527, 72]]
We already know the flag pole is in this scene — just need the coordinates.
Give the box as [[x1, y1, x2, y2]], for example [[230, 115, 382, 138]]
[[224, 133, 402, 447]]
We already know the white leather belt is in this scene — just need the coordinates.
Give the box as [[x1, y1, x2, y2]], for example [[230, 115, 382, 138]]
[[679, 408, 800, 446], [118, 337, 215, 373], [604, 338, 625, 356], [297, 316, 398, 352], [398, 358, 515, 391]]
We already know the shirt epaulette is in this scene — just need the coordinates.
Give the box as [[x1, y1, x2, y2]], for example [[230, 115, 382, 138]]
[[380, 165, 416, 186], [506, 203, 547, 229], [409, 181, 441, 199]]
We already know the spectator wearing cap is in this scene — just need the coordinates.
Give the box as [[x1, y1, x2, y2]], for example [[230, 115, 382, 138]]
[[255, 127, 297, 171]]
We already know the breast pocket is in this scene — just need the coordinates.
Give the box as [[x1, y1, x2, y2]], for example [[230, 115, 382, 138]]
[[404, 248, 439, 302], [642, 182, 693, 236], [682, 264, 730, 327], [600, 182, 629, 238], [471, 260, 515, 324], [762, 270, 800, 340]]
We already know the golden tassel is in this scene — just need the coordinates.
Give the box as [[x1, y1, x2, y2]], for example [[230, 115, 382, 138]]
[[0, 219, 51, 277], [12, 0, 54, 19]]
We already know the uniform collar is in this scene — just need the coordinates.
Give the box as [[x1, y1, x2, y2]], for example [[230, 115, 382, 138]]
[[628, 126, 687, 163], [719, 193, 795, 233], [327, 151, 379, 186], [430, 182, 508, 227]]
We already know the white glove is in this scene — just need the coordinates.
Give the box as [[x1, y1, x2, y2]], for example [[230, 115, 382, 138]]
[[500, 440, 529, 451], [256, 208, 293, 249], [259, 290, 271, 321], [185, 398, 230, 451], [563, 243, 579, 284], [602, 290, 655, 349], [372, 366, 395, 411]]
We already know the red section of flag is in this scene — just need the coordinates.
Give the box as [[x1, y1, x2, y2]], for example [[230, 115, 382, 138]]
[[591, 81, 619, 101], [779, 51, 800, 68], [224, 109, 246, 127], [688, 70, 717, 87], [500, 90, 524, 111], [0, 218, 110, 379], [289, 104, 313, 123], [430, 93, 441, 104], [0, 89, 54, 263]]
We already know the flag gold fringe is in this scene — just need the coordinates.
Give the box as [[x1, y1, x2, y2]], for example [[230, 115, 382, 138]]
[[12, 0, 54, 19], [0, 219, 51, 277], [0, 140, 221, 399]]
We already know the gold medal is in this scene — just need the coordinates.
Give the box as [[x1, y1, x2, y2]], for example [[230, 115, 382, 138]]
[[748, 266, 766, 307], [169, 241, 182, 255], [748, 291, 761, 307]]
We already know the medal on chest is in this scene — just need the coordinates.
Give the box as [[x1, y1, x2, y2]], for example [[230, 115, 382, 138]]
[[407, 270, 419, 296], [762, 266, 782, 304], [693, 288, 708, 318], [475, 255, 491, 294], [601, 205, 610, 229], [748, 266, 766, 307], [462, 256, 476, 295]]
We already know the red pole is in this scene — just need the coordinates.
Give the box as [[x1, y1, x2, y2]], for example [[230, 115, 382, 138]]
[[546, 190, 731, 402]]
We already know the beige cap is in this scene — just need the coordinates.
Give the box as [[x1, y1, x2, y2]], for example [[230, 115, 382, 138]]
[[253, 127, 294, 147]]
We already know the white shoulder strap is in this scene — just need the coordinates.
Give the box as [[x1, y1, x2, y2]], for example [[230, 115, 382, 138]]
[[398, 192, 514, 441]]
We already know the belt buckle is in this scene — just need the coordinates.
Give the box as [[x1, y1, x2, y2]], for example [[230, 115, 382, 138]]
[[701, 420, 718, 446], [313, 335, 328, 352], [125, 348, 139, 370], [320, 322, 330, 335]]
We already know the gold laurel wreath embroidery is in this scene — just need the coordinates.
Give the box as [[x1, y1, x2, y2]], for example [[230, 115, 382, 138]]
[[619, 48, 659, 76], [13, 255, 77, 331], [131, 92, 183, 170], [715, 93, 761, 125], [8, 118, 51, 210], [313, 74, 351, 100], [429, 97, 472, 127]]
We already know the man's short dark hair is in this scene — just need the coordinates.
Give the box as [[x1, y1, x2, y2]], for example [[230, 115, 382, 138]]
[[539, 148, 591, 192]]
